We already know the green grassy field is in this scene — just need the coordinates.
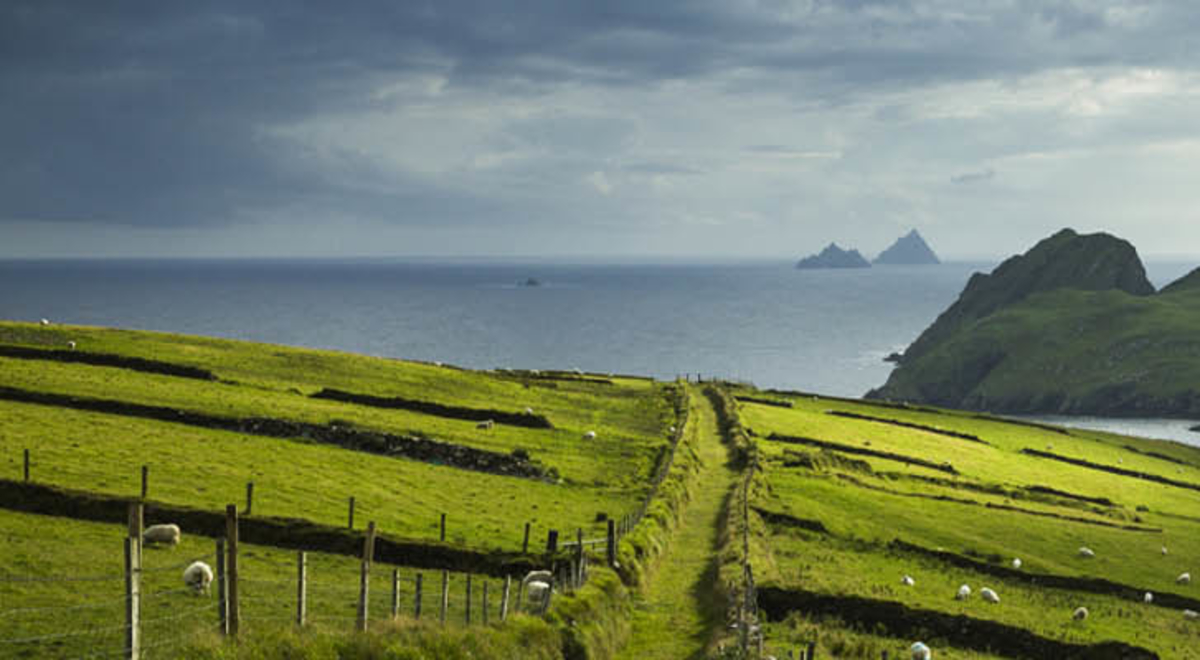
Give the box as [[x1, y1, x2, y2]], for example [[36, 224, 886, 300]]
[[731, 388, 1200, 658], [7, 318, 1200, 658], [0, 509, 553, 660]]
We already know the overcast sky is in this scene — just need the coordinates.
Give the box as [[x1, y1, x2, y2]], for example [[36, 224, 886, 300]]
[[3, 1, 1199, 260]]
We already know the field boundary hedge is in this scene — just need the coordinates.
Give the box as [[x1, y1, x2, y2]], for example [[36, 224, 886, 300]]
[[767, 432, 958, 474], [825, 409, 988, 444], [0, 343, 216, 380], [757, 585, 1159, 660], [0, 477, 540, 576], [0, 385, 547, 479], [1021, 447, 1200, 493], [311, 387, 554, 428]]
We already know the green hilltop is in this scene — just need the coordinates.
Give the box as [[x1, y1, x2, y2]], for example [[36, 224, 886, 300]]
[[869, 228, 1200, 417]]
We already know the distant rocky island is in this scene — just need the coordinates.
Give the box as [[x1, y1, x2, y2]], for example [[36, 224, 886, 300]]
[[795, 243, 871, 270], [867, 228, 1200, 417], [874, 229, 940, 265]]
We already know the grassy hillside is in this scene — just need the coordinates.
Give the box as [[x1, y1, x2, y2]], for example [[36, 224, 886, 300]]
[[870, 284, 1200, 416], [871, 229, 1200, 417], [729, 388, 1200, 658], [7, 319, 1200, 658]]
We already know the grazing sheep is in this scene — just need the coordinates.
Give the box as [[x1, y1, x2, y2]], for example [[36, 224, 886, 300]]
[[521, 569, 553, 611], [981, 587, 1000, 604], [1047, 444, 1053, 451], [1072, 606, 1089, 621], [143, 523, 181, 546], [1163, 546, 1169, 556], [1178, 572, 1191, 585], [1145, 592, 1154, 604], [669, 426, 677, 433], [955, 584, 971, 600], [40, 318, 50, 326], [67, 341, 76, 350], [582, 430, 596, 440], [901, 575, 915, 586], [1012, 558, 1022, 569], [1079, 547, 1095, 558], [1185, 609, 1199, 620], [524, 407, 534, 415], [183, 561, 213, 595], [476, 419, 494, 430], [910, 641, 931, 660]]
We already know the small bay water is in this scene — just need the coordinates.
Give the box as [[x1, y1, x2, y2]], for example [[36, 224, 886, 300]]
[[2, 257, 1197, 445]]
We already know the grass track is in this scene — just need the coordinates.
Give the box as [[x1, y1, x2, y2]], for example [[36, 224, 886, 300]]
[[617, 386, 739, 660]]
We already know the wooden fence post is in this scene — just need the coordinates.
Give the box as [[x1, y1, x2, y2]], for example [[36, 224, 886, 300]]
[[482, 581, 489, 625], [140, 465, 148, 501], [348, 496, 355, 530], [245, 482, 254, 516], [296, 551, 307, 627], [216, 538, 228, 636], [226, 504, 240, 637], [124, 536, 140, 660], [500, 575, 511, 621], [356, 521, 376, 632], [391, 568, 400, 619], [607, 518, 616, 567], [574, 528, 584, 588], [440, 512, 446, 542], [465, 574, 472, 625], [440, 570, 449, 624], [414, 573, 423, 619], [522, 522, 530, 553], [23, 448, 29, 482], [127, 502, 143, 556], [546, 529, 558, 554]]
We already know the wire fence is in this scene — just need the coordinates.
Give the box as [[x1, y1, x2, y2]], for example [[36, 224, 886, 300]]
[[0, 511, 608, 659]]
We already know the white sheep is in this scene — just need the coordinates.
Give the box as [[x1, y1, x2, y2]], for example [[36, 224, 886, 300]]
[[910, 641, 931, 660], [1185, 609, 1199, 620], [1144, 592, 1154, 604], [1177, 572, 1191, 585], [669, 426, 677, 433], [521, 570, 553, 611], [980, 587, 1000, 604], [1163, 546, 1169, 556], [955, 584, 971, 600], [143, 523, 181, 546], [1072, 606, 1089, 621], [1012, 558, 1022, 569], [525, 407, 534, 415], [476, 420, 494, 430], [67, 341, 76, 350], [582, 430, 597, 440], [183, 561, 213, 595], [1078, 547, 1095, 558], [901, 575, 915, 586], [39, 318, 50, 326]]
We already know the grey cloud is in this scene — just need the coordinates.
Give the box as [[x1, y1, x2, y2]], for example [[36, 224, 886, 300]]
[[3, 1, 1200, 234]]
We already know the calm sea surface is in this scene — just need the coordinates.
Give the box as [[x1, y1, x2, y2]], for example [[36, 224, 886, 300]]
[[2, 258, 1197, 444]]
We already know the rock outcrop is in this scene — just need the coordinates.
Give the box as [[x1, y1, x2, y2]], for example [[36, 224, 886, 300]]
[[874, 229, 940, 265], [795, 243, 871, 270]]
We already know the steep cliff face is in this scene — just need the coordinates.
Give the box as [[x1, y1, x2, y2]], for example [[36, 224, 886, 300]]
[[865, 229, 1200, 417], [795, 243, 871, 270], [874, 229, 940, 265], [899, 229, 1153, 364]]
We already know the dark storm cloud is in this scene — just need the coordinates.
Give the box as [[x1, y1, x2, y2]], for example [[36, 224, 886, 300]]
[[2, 1, 1199, 230]]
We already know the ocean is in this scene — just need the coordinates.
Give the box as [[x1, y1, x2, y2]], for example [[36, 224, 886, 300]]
[[3, 257, 1197, 444]]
